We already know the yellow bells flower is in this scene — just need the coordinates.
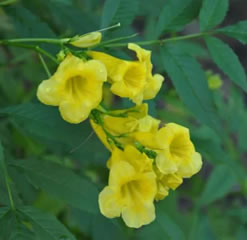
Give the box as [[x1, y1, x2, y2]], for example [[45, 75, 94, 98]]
[[154, 123, 202, 177], [37, 54, 107, 124], [90, 104, 160, 151], [69, 32, 102, 48], [99, 145, 157, 228], [89, 44, 164, 104], [128, 43, 164, 101], [154, 166, 182, 201]]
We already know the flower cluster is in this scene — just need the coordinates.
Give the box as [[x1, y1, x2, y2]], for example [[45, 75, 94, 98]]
[[36, 32, 202, 229], [37, 32, 164, 123], [91, 104, 202, 228]]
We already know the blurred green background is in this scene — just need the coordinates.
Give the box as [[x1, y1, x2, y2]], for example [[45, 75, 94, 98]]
[[0, 0, 247, 239]]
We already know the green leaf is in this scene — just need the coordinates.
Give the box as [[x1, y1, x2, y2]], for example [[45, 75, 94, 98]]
[[6, 5, 55, 38], [0, 210, 16, 240], [0, 207, 9, 219], [0, 103, 108, 167], [170, 41, 208, 58], [227, 207, 247, 224], [92, 215, 127, 240], [11, 158, 99, 214], [136, 200, 185, 240], [161, 43, 220, 131], [205, 37, 247, 92], [0, 141, 4, 169], [218, 21, 247, 44], [9, 221, 35, 240], [155, 0, 202, 38], [194, 216, 217, 240], [19, 206, 76, 240], [199, 0, 229, 31], [236, 226, 247, 240], [101, 0, 139, 28], [0, 103, 91, 151], [200, 165, 236, 206], [156, 205, 185, 240]]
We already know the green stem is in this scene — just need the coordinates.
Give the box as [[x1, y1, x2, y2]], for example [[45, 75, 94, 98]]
[[0, 31, 214, 51], [1, 159, 16, 211], [0, 38, 69, 45], [0, 0, 18, 6], [101, 32, 214, 48], [0, 41, 58, 64], [38, 53, 51, 77], [91, 33, 139, 49]]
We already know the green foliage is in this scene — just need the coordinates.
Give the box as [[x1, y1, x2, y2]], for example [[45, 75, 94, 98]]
[[101, 0, 139, 28], [218, 20, 247, 44], [199, 0, 229, 31], [155, 0, 202, 38], [161, 43, 220, 131], [200, 165, 236, 206], [205, 37, 247, 92], [11, 158, 99, 214], [19, 206, 76, 240], [6, 5, 55, 38]]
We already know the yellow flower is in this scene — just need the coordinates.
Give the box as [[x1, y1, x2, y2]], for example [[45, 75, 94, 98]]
[[154, 123, 202, 178], [99, 145, 157, 228], [37, 54, 107, 124], [69, 32, 102, 48], [89, 43, 164, 104], [154, 166, 182, 201], [90, 104, 160, 151]]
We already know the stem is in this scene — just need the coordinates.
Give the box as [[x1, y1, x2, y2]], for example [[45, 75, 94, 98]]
[[101, 32, 214, 48], [0, 154, 15, 211], [0, 41, 58, 64], [98, 23, 121, 32], [91, 33, 139, 49], [0, 38, 69, 45], [5, 171, 16, 211], [0, 31, 214, 51], [38, 53, 51, 77], [0, 0, 18, 6]]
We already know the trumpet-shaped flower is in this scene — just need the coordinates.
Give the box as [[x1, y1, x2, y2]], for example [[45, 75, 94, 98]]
[[154, 123, 202, 177], [69, 32, 102, 48], [99, 145, 157, 228], [90, 104, 160, 151], [89, 43, 164, 104], [37, 55, 107, 124]]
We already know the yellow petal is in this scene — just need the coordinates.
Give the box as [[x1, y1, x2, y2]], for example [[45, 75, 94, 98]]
[[156, 151, 178, 174], [59, 99, 91, 124], [143, 74, 164, 100], [122, 202, 155, 228], [104, 115, 138, 135], [37, 78, 62, 106], [70, 32, 102, 48], [155, 183, 169, 201], [134, 131, 158, 149], [128, 43, 151, 64], [99, 186, 121, 218], [88, 51, 123, 78], [124, 145, 153, 172], [177, 152, 203, 178], [108, 160, 136, 187], [138, 115, 160, 133]]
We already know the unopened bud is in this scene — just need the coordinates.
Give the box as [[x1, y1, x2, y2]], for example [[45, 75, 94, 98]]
[[70, 32, 102, 48]]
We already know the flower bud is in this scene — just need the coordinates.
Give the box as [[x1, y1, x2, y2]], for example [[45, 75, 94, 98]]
[[70, 32, 102, 48]]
